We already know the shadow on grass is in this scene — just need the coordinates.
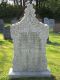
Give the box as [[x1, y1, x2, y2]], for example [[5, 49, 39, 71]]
[[0, 40, 13, 45], [47, 41, 60, 46], [0, 40, 6, 45], [9, 75, 56, 80], [8, 39, 13, 43]]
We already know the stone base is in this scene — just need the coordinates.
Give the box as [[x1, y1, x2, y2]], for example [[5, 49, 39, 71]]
[[9, 68, 51, 78]]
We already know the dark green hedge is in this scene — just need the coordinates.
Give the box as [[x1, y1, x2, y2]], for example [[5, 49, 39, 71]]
[[37, 7, 54, 19], [35, 0, 60, 20], [0, 2, 25, 19]]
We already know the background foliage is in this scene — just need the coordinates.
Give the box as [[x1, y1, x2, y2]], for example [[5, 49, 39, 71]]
[[36, 0, 60, 20], [0, 2, 25, 19]]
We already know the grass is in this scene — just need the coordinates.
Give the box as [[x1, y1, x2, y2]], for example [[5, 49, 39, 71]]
[[0, 33, 13, 80], [0, 31, 60, 80], [46, 32, 60, 80]]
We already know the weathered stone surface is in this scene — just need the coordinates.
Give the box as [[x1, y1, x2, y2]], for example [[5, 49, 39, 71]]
[[0, 19, 4, 32], [3, 27, 12, 40], [11, 18, 19, 24], [9, 3, 50, 78], [44, 17, 49, 26], [49, 19, 55, 28], [44, 17, 55, 28], [53, 22, 60, 32]]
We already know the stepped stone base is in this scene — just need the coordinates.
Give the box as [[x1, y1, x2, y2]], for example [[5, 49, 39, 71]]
[[9, 68, 51, 78]]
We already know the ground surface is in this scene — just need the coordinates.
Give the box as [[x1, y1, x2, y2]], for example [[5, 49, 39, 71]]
[[0, 31, 60, 80]]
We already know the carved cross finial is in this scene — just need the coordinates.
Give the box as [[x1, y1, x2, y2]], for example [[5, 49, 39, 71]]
[[25, 2, 35, 18]]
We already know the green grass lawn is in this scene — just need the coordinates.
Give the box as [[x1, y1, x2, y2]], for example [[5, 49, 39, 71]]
[[0, 31, 60, 80], [46, 32, 60, 80]]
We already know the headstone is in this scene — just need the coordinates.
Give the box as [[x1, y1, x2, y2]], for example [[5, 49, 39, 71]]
[[44, 17, 50, 43], [44, 17, 49, 26], [3, 26, 12, 40], [11, 19, 18, 24], [44, 18, 55, 28], [9, 3, 50, 78], [53, 22, 60, 32], [49, 19, 55, 28], [0, 19, 4, 32]]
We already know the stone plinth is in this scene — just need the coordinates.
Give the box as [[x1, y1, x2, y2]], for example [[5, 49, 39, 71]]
[[9, 68, 50, 78], [9, 3, 50, 78]]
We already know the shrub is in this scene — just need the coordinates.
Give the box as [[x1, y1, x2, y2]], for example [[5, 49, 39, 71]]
[[54, 7, 60, 20], [37, 6, 54, 19], [0, 2, 25, 19], [35, 0, 60, 20]]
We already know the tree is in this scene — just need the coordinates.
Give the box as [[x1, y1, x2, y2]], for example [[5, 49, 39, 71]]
[[13, 0, 19, 5], [23, 0, 25, 6], [20, 0, 22, 6], [36, 0, 38, 14]]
